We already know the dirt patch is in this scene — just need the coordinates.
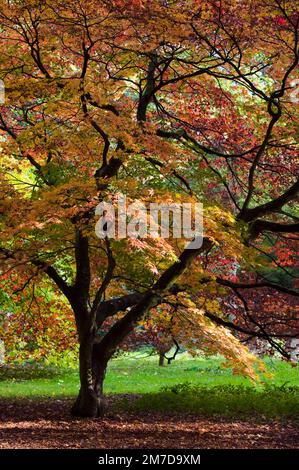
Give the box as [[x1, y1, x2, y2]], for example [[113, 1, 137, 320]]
[[0, 398, 298, 449]]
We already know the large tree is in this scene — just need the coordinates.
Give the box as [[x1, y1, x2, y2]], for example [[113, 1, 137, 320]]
[[0, 0, 298, 417]]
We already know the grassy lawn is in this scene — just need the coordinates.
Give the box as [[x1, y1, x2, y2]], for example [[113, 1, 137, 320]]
[[0, 353, 298, 418], [0, 352, 298, 397]]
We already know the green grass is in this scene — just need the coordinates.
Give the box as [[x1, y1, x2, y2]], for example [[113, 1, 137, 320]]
[[0, 353, 298, 418], [128, 383, 299, 419], [0, 352, 298, 397]]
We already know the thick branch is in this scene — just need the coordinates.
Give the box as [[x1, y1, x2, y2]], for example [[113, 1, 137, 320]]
[[74, 228, 91, 302], [95, 237, 212, 358], [205, 311, 298, 340], [0, 246, 74, 303], [249, 220, 299, 238], [238, 179, 299, 222], [216, 277, 299, 297]]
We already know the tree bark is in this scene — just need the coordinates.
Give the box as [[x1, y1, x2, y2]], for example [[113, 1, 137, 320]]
[[158, 353, 165, 366], [92, 344, 109, 412], [71, 327, 111, 418], [71, 333, 103, 418]]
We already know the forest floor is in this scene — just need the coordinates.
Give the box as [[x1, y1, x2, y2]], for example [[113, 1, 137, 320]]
[[0, 397, 298, 449]]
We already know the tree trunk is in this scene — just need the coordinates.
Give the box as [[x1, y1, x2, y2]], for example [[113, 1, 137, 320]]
[[92, 346, 108, 414], [71, 333, 111, 418], [71, 331, 103, 418], [71, 385, 102, 418], [159, 352, 165, 366]]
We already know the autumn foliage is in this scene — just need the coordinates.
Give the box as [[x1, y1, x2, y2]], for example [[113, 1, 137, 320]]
[[0, 0, 298, 416]]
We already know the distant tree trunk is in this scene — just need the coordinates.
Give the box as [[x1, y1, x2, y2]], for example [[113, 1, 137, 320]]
[[157, 343, 173, 366], [159, 352, 165, 366]]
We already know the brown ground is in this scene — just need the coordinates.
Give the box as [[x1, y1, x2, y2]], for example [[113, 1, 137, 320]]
[[0, 398, 298, 449]]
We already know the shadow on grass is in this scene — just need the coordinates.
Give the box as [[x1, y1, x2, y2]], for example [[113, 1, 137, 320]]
[[119, 383, 299, 419], [0, 364, 77, 381]]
